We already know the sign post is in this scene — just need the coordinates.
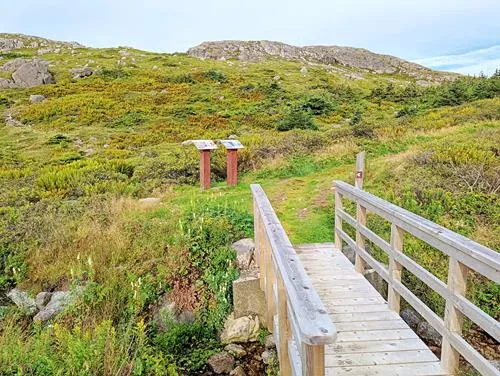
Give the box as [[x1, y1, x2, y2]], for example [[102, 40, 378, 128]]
[[182, 140, 217, 190], [219, 140, 244, 186]]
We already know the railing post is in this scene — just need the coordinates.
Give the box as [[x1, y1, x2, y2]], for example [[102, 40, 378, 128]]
[[277, 275, 292, 376], [355, 151, 365, 190], [303, 344, 325, 376], [254, 199, 265, 291], [441, 258, 468, 373], [388, 224, 404, 312], [334, 189, 343, 251], [265, 241, 276, 332], [355, 205, 367, 273]]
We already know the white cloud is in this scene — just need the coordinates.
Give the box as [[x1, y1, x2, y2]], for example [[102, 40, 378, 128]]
[[413, 45, 500, 76]]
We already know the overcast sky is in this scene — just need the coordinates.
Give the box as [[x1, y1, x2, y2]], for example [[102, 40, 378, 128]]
[[3, 0, 499, 75]]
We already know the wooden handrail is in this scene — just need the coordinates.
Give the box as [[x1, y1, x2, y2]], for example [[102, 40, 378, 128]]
[[251, 184, 335, 376], [334, 180, 500, 376]]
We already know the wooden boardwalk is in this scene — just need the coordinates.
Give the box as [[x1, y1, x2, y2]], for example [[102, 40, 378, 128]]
[[296, 243, 448, 376], [251, 182, 499, 376]]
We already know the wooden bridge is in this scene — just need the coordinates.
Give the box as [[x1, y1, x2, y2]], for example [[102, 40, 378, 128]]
[[251, 181, 500, 376]]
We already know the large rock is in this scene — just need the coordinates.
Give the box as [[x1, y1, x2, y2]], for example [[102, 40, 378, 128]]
[[400, 308, 422, 331], [221, 314, 260, 344], [7, 288, 37, 315], [33, 290, 74, 322], [208, 351, 235, 374], [416, 321, 442, 347], [364, 268, 387, 296], [35, 291, 52, 310], [231, 238, 256, 271], [0, 58, 55, 90], [233, 276, 266, 325]]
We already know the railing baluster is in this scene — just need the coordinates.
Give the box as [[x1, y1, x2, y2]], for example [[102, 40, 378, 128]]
[[441, 258, 468, 373], [334, 190, 343, 251], [355, 204, 367, 273], [302, 344, 325, 376], [388, 224, 404, 312], [265, 239, 276, 332]]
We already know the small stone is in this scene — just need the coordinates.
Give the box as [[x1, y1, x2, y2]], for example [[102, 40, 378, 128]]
[[29, 94, 46, 103], [224, 343, 247, 358], [273, 75, 280, 81], [7, 288, 37, 315], [300, 66, 308, 75], [264, 334, 276, 349], [221, 314, 260, 344], [35, 292, 52, 310], [208, 351, 234, 374], [261, 349, 275, 365], [84, 148, 94, 156], [230, 366, 246, 376], [70, 67, 93, 79]]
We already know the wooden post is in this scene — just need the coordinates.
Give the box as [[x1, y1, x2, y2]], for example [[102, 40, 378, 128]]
[[355, 151, 365, 189], [227, 149, 238, 186], [441, 258, 468, 373], [199, 150, 211, 189], [334, 190, 343, 251], [355, 205, 367, 273], [265, 241, 276, 332], [354, 151, 366, 272], [277, 274, 292, 376], [388, 224, 404, 312], [303, 344, 325, 376]]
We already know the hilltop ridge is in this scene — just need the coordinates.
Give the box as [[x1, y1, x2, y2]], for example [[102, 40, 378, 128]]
[[188, 40, 459, 82]]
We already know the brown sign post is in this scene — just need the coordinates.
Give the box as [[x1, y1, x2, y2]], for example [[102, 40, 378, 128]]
[[219, 140, 244, 186], [182, 140, 217, 190]]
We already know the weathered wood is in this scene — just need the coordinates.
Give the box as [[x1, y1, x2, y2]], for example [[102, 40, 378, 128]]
[[355, 205, 367, 272], [388, 224, 404, 312], [334, 181, 500, 282], [199, 150, 211, 189], [326, 338, 429, 354], [324, 362, 449, 376], [277, 273, 292, 376], [355, 151, 365, 189], [265, 241, 276, 332], [251, 184, 336, 346], [441, 258, 468, 373], [325, 349, 438, 367], [303, 344, 325, 376], [288, 340, 302, 376], [334, 190, 343, 251]]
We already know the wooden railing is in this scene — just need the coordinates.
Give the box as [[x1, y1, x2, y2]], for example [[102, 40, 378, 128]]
[[251, 184, 336, 376], [334, 180, 500, 376]]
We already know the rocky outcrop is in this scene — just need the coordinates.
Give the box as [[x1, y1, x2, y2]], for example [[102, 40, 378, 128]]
[[0, 58, 55, 89], [30, 94, 46, 103], [0, 33, 84, 53], [208, 352, 235, 374], [33, 290, 75, 322], [188, 40, 458, 81]]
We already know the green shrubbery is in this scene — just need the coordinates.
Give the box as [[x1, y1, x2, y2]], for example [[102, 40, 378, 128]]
[[277, 106, 318, 131]]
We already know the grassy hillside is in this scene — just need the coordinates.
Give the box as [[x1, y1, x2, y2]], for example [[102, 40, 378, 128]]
[[0, 36, 499, 374]]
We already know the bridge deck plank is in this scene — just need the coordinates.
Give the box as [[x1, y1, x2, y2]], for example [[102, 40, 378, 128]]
[[295, 243, 449, 376]]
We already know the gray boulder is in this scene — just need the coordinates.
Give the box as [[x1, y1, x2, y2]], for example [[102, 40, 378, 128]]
[[261, 349, 276, 365], [231, 238, 256, 271], [416, 321, 442, 347], [33, 290, 74, 322], [0, 58, 29, 72], [400, 308, 421, 330], [208, 351, 235, 374], [70, 67, 93, 79], [11, 59, 55, 88], [7, 288, 37, 315], [35, 292, 52, 310], [30, 94, 46, 103]]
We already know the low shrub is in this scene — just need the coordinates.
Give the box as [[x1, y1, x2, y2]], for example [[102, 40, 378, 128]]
[[277, 106, 317, 131]]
